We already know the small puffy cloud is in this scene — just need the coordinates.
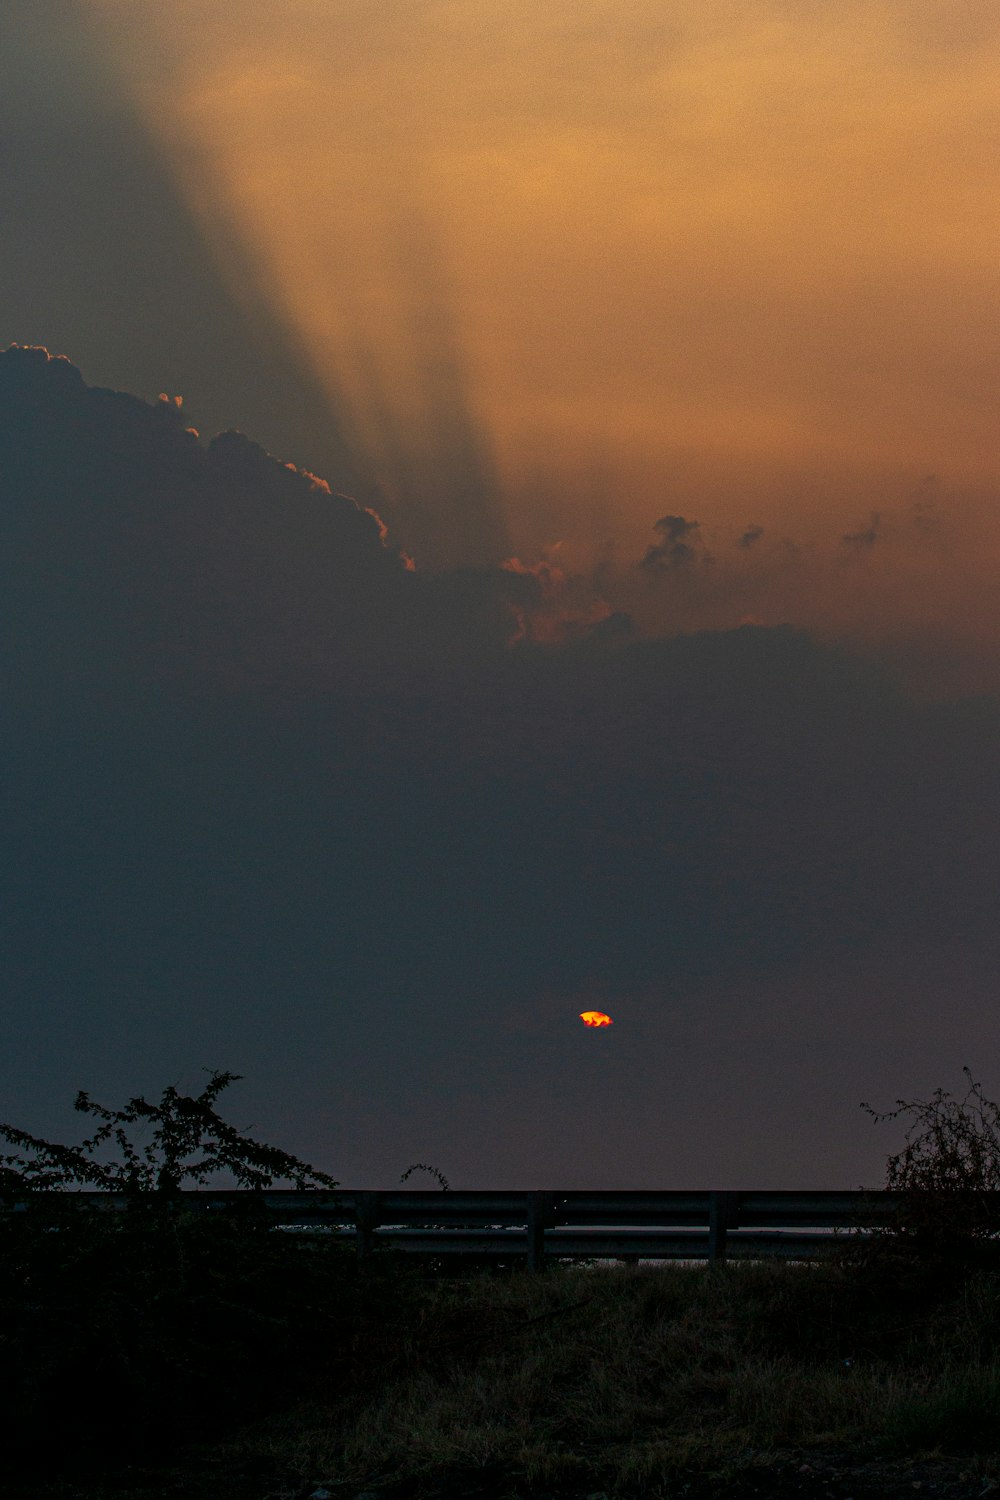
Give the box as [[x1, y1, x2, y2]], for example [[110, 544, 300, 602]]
[[641, 514, 703, 571], [842, 513, 881, 549]]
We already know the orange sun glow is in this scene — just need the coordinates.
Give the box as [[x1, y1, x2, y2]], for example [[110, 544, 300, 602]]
[[580, 1010, 613, 1027]]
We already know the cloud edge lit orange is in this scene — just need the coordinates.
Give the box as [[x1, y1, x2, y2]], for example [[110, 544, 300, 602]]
[[579, 1010, 613, 1027]]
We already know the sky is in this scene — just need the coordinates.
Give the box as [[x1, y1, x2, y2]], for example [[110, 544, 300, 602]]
[[1, 0, 999, 1188]]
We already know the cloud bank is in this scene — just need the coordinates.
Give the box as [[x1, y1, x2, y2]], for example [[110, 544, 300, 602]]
[[3, 347, 999, 1189]]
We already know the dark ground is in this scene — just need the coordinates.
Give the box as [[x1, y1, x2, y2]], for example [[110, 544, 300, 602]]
[[3, 1447, 998, 1500]]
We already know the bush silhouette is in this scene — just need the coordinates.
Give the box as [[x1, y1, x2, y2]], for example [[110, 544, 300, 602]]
[[861, 1067, 1000, 1273], [0, 1068, 337, 1194], [0, 1072, 405, 1464]]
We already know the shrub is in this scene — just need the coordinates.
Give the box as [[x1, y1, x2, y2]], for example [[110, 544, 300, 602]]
[[0, 1073, 409, 1464], [860, 1067, 1000, 1275], [0, 1068, 337, 1194]]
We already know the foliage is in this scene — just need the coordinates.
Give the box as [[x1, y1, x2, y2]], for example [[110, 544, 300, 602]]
[[0, 1069, 338, 1194], [0, 1073, 414, 1468], [400, 1161, 450, 1190], [863, 1067, 1000, 1196], [861, 1067, 1000, 1270]]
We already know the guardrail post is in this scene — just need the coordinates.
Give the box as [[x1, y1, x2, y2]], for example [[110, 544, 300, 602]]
[[526, 1192, 554, 1272], [708, 1192, 740, 1266], [355, 1191, 382, 1262]]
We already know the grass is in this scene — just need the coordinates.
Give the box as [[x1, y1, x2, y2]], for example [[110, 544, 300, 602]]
[[212, 1256, 1000, 1496]]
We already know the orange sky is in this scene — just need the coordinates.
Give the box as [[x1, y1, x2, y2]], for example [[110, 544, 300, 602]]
[[84, 0, 1000, 673]]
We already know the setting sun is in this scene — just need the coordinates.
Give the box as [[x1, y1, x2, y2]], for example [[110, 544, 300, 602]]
[[580, 1011, 613, 1028]]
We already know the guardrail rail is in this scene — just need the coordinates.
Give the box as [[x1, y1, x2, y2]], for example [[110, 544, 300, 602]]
[[0, 1187, 943, 1268]]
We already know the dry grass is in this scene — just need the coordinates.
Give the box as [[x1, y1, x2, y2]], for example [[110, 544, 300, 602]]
[[222, 1258, 1000, 1496]]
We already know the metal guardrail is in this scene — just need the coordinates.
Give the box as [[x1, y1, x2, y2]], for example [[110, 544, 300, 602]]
[[3, 1187, 937, 1268]]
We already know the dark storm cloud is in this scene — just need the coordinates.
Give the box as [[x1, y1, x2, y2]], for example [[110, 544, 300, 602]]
[[0, 346, 538, 702], [739, 523, 765, 549], [0, 347, 414, 701], [3, 348, 1000, 1187]]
